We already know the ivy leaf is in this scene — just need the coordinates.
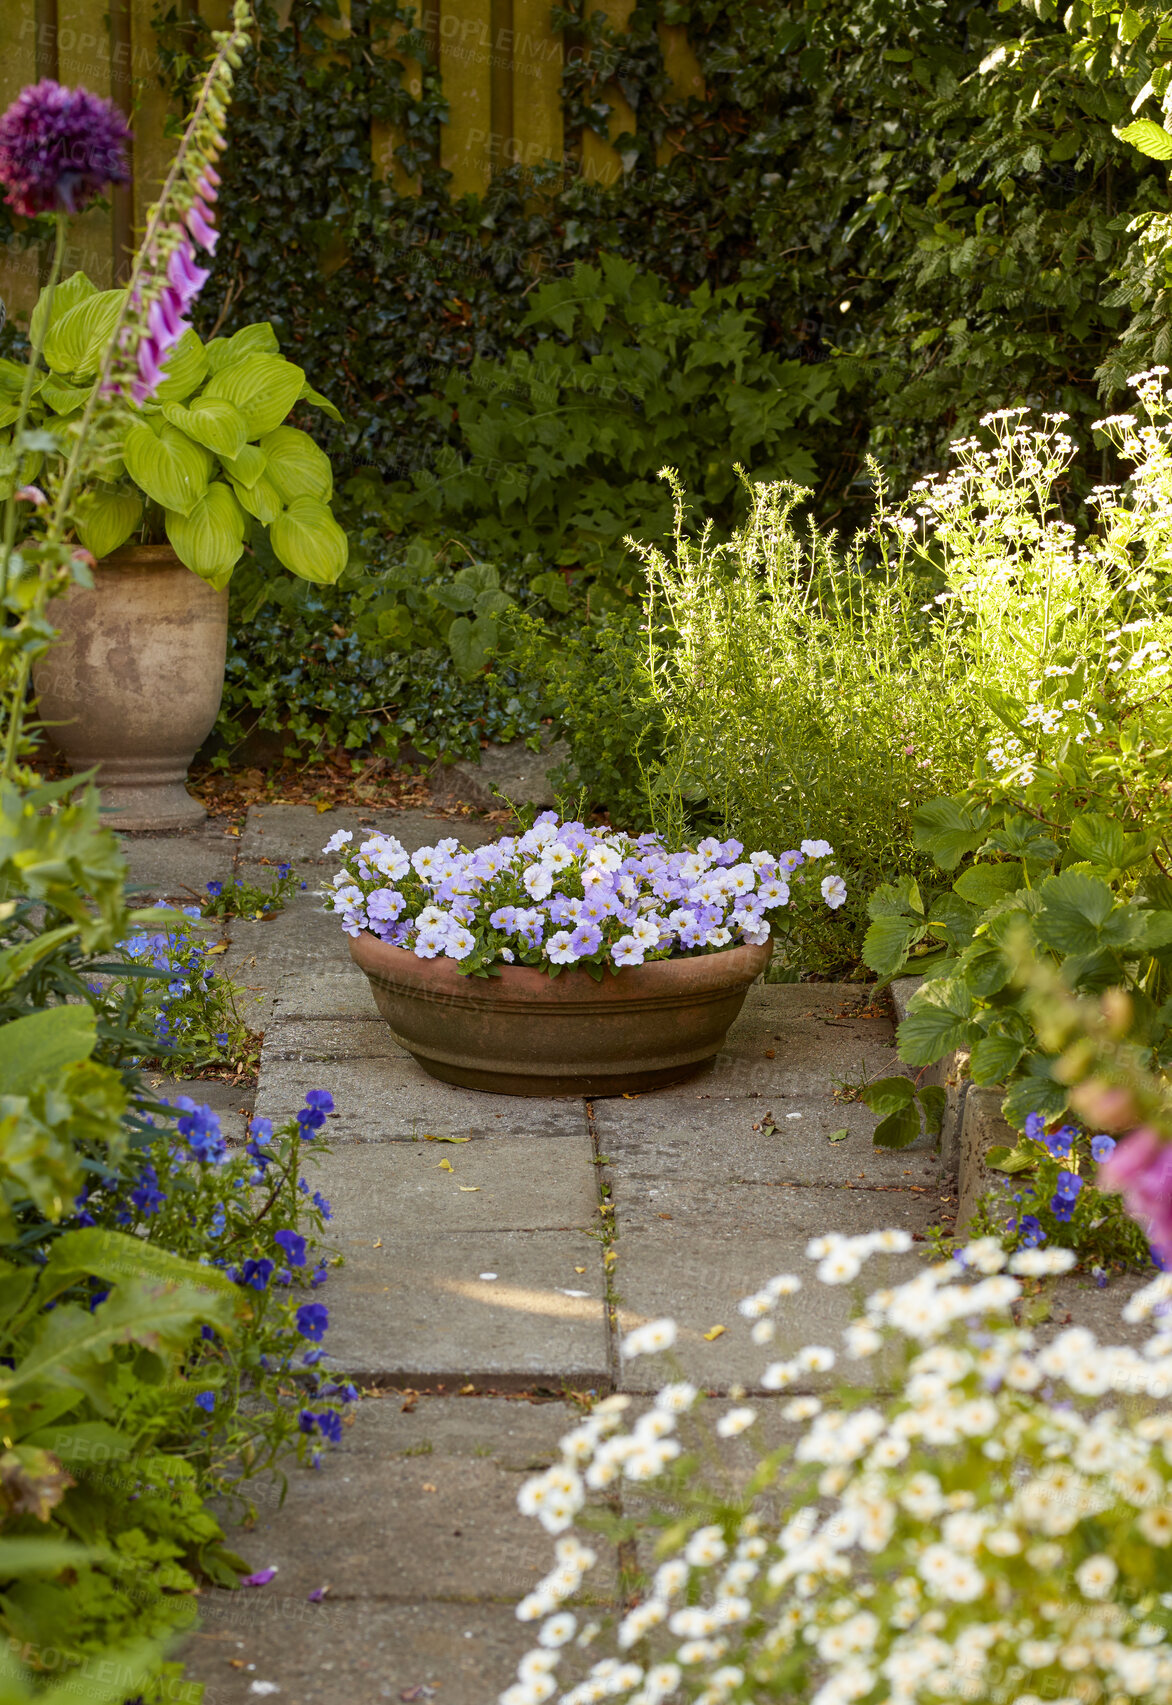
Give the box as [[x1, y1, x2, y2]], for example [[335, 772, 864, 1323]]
[[448, 613, 499, 677]]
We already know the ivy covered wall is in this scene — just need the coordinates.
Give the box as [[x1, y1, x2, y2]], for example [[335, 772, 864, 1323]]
[[148, 0, 1168, 527]]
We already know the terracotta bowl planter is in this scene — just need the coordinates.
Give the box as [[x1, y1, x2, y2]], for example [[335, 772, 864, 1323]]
[[349, 932, 772, 1096], [33, 544, 228, 832]]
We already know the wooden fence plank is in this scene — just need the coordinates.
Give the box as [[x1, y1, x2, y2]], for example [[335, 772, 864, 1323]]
[[0, 1, 41, 322], [510, 0, 560, 170], [439, 0, 493, 196], [579, 0, 632, 191]]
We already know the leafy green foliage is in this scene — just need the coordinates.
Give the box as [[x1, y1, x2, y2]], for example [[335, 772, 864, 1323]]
[[3, 289, 347, 590], [869, 797, 1172, 1125], [858, 1074, 946, 1151], [125, 0, 1172, 548]]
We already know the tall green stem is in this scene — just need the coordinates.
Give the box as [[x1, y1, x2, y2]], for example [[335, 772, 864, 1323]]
[[0, 213, 68, 608]]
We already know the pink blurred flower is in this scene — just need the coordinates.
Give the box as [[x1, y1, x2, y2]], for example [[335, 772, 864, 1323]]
[[1098, 1126, 1172, 1257]]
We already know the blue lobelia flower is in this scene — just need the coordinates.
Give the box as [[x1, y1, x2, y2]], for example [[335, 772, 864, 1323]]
[[1017, 1214, 1046, 1248], [313, 1191, 332, 1222], [173, 1097, 228, 1165], [1046, 1126, 1077, 1160], [1054, 1169, 1082, 1202], [195, 1391, 216, 1412], [1091, 1133, 1116, 1163], [1024, 1111, 1046, 1142], [274, 1229, 307, 1268], [1050, 1195, 1076, 1223], [130, 1165, 165, 1216], [239, 1258, 275, 1291], [206, 880, 223, 897]]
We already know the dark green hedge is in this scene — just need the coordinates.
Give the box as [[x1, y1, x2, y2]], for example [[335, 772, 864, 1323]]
[[150, 0, 1167, 525]]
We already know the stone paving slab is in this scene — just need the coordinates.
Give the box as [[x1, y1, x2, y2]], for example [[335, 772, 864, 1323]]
[[613, 1185, 935, 1392], [271, 966, 378, 1020], [264, 1016, 408, 1061], [209, 1406, 576, 1607], [138, 1075, 254, 1148], [118, 822, 239, 901], [240, 805, 496, 865], [593, 1092, 941, 1191], [317, 1228, 609, 1386], [184, 1599, 537, 1705], [256, 1054, 589, 1142], [309, 1133, 599, 1233]]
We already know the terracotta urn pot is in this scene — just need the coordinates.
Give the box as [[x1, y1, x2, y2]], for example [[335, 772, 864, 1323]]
[[349, 933, 772, 1096], [33, 544, 228, 832]]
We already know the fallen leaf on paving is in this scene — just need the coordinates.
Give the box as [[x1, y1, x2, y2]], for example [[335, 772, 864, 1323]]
[[315, 800, 333, 813], [762, 1124, 776, 1136], [457, 1185, 480, 1192], [703, 1325, 726, 1341], [229, 1659, 247, 1669], [372, 1239, 382, 1247], [460, 1383, 476, 1394], [422, 1482, 437, 1493], [425, 1134, 470, 1143], [574, 1266, 586, 1273], [764, 1048, 775, 1058], [438, 1159, 454, 1172], [205, 941, 228, 955], [399, 1687, 437, 1702], [621, 1092, 642, 1099], [828, 1128, 850, 1143]]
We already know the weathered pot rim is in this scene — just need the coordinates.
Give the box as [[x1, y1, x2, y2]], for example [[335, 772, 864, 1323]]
[[349, 931, 771, 1005], [97, 543, 191, 572]]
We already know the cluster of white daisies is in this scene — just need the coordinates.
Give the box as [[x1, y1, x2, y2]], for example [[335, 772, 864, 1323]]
[[501, 1237, 1172, 1705], [322, 813, 846, 973]]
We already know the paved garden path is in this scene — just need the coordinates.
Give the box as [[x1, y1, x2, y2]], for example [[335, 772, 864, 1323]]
[[121, 803, 1115, 1705]]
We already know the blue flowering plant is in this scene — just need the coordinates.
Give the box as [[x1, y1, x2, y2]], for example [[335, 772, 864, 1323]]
[[321, 812, 847, 977], [202, 859, 302, 921], [971, 1110, 1153, 1271], [72, 1087, 352, 1492], [115, 910, 259, 1074]]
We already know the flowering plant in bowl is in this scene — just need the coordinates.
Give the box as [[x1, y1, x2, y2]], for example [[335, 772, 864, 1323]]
[[323, 813, 848, 1096], [322, 810, 846, 978], [501, 1232, 1172, 1705]]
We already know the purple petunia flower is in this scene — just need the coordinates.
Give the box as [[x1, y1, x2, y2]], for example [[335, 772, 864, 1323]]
[[0, 80, 130, 218]]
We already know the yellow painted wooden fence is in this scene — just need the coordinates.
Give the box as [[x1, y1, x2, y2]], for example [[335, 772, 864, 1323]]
[[0, 0, 703, 323]]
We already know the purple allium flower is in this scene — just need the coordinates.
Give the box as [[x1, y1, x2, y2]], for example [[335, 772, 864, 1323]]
[[0, 80, 130, 218]]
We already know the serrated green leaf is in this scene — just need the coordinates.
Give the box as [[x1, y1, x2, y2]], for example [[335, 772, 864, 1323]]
[[952, 862, 1024, 907], [1067, 811, 1153, 873], [859, 1074, 917, 1117], [872, 1101, 922, 1149], [862, 912, 928, 976], [986, 1141, 1036, 1174], [970, 1031, 1026, 1085], [897, 975, 982, 1066], [912, 797, 991, 870], [1118, 117, 1172, 159], [1035, 869, 1131, 957]]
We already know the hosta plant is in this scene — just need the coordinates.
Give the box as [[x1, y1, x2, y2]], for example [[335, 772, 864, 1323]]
[[501, 1235, 1172, 1705], [1, 293, 348, 589]]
